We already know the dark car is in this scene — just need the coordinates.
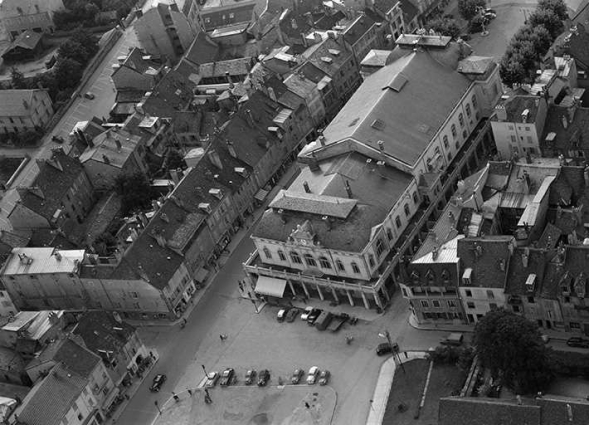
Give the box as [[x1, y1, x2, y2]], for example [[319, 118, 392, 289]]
[[258, 369, 270, 386], [150, 374, 166, 392], [307, 309, 322, 325], [277, 308, 289, 322], [245, 369, 256, 385], [376, 343, 393, 356], [220, 368, 235, 386], [291, 369, 304, 384], [567, 337, 589, 348], [286, 308, 299, 322]]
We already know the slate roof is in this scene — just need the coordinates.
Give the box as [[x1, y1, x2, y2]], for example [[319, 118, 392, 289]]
[[79, 128, 142, 168], [198, 57, 254, 78], [270, 190, 357, 219], [550, 23, 589, 71], [0, 89, 50, 117], [315, 50, 471, 167], [73, 311, 136, 357], [457, 56, 494, 75], [494, 95, 541, 123], [4, 30, 42, 52], [15, 150, 86, 221], [302, 37, 354, 79], [457, 236, 515, 288], [141, 69, 195, 118], [361, 50, 393, 67], [173, 110, 202, 134], [16, 363, 88, 425], [504, 247, 550, 296], [407, 236, 462, 287], [541, 106, 589, 154], [113, 47, 163, 78], [343, 13, 377, 47], [537, 223, 562, 249]]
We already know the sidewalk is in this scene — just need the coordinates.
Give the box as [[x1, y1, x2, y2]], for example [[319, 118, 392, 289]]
[[366, 351, 428, 425], [128, 163, 302, 328]]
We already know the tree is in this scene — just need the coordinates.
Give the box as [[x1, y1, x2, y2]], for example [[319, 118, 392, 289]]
[[473, 309, 555, 394], [528, 8, 564, 39], [426, 17, 461, 39], [52, 57, 83, 90], [537, 0, 569, 21], [114, 172, 154, 214], [515, 25, 553, 56], [10, 67, 26, 89], [58, 39, 92, 65], [458, 0, 486, 21], [70, 28, 99, 57]]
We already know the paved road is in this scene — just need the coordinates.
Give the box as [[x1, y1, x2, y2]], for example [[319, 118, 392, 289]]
[[120, 216, 449, 425], [0, 27, 138, 231]]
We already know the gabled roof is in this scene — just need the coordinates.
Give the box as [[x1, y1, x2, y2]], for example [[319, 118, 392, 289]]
[[270, 190, 357, 219], [4, 30, 42, 52], [505, 247, 550, 296], [457, 236, 515, 288], [79, 128, 142, 168], [302, 37, 354, 78], [494, 95, 542, 123], [457, 56, 494, 75], [550, 23, 589, 71], [317, 50, 471, 167], [199, 57, 254, 78], [361, 49, 393, 67], [541, 106, 589, 154], [183, 31, 220, 65], [113, 47, 163, 79], [343, 13, 377, 47], [0, 89, 50, 117], [16, 363, 88, 425], [73, 311, 136, 357], [141, 69, 195, 118]]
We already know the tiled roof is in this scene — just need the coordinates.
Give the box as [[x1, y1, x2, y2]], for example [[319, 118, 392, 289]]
[[173, 110, 202, 134], [16, 363, 88, 425], [73, 311, 136, 356], [141, 69, 195, 118], [398, 0, 419, 21], [114, 47, 163, 77], [198, 57, 254, 78], [541, 106, 589, 154], [550, 23, 589, 71], [116, 90, 146, 103], [0, 89, 50, 117], [316, 50, 471, 167], [343, 14, 377, 47], [5, 30, 42, 51], [494, 95, 541, 123], [302, 37, 354, 78], [79, 128, 141, 168], [52, 338, 101, 378], [537, 223, 562, 249], [573, 0, 589, 25], [16, 149, 86, 221], [457, 236, 515, 288], [505, 247, 549, 296]]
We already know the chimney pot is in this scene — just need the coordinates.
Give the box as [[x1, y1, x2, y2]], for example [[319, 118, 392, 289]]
[[303, 181, 311, 193]]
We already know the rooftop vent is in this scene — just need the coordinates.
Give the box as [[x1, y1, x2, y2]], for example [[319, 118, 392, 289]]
[[526, 273, 536, 292], [371, 119, 385, 131], [320, 57, 333, 64], [209, 188, 223, 199], [198, 203, 212, 214]]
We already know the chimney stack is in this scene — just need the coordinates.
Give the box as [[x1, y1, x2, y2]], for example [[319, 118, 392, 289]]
[[207, 149, 223, 169], [303, 181, 311, 193], [245, 109, 255, 128], [345, 180, 352, 198], [267, 87, 277, 102], [225, 71, 234, 89], [494, 104, 507, 121], [226, 139, 237, 158], [115, 137, 122, 151], [377, 140, 385, 153]]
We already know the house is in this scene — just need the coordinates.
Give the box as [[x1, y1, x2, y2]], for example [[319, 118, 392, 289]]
[[243, 35, 502, 309], [0, 0, 64, 41], [547, 23, 589, 89], [138, 69, 195, 118], [0, 310, 66, 358], [72, 311, 150, 386], [341, 13, 386, 63], [79, 128, 148, 191], [197, 57, 254, 86], [134, 1, 200, 63], [0, 89, 53, 134], [8, 149, 94, 237], [111, 48, 166, 92], [17, 338, 116, 425], [360, 49, 393, 78], [199, 0, 257, 32], [1, 30, 44, 63]]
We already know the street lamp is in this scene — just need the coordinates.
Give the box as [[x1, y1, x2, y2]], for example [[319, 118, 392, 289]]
[[378, 330, 405, 374], [154, 400, 162, 415], [201, 364, 208, 378]]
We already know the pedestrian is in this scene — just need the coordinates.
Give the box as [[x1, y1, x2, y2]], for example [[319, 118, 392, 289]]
[[304, 402, 310, 409], [173, 391, 179, 402], [219, 334, 224, 341], [188, 389, 193, 395]]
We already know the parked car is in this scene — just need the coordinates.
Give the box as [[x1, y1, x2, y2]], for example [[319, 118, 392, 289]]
[[150, 374, 166, 392], [440, 333, 464, 346], [205, 371, 220, 388], [277, 308, 289, 322], [258, 369, 270, 386], [220, 368, 235, 386], [84, 92, 95, 99], [376, 343, 393, 356], [484, 8, 496, 14], [291, 369, 304, 384], [318, 370, 330, 386], [483, 12, 496, 20], [567, 337, 589, 348], [286, 308, 299, 322], [245, 369, 256, 385], [307, 309, 322, 325], [306, 366, 320, 385], [301, 306, 314, 321]]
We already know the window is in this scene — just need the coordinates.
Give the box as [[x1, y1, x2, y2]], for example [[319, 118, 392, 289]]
[[527, 296, 535, 303], [433, 300, 441, 308], [263, 247, 272, 259], [319, 257, 331, 269], [404, 204, 410, 217], [304, 254, 317, 267], [459, 113, 464, 128], [451, 124, 457, 137], [336, 259, 345, 271], [386, 228, 393, 241], [278, 250, 286, 261], [564, 296, 571, 303], [443, 135, 449, 148], [489, 303, 498, 310], [467, 302, 475, 309], [133, 302, 140, 309], [290, 252, 302, 264], [471, 95, 477, 109], [465, 289, 472, 297], [448, 300, 456, 308], [413, 192, 419, 205], [526, 136, 533, 144], [368, 255, 375, 267], [420, 300, 429, 308], [486, 290, 494, 299], [447, 152, 452, 161], [510, 135, 517, 143], [351, 262, 360, 274], [462, 130, 468, 139], [570, 322, 581, 329], [130, 291, 138, 298], [525, 126, 531, 131], [465, 104, 471, 117], [229, 12, 234, 18], [78, 413, 84, 421], [376, 238, 386, 257], [513, 305, 521, 313], [395, 216, 401, 228]]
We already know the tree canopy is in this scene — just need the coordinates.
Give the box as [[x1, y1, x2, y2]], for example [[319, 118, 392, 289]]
[[537, 0, 569, 21], [114, 173, 155, 214], [426, 17, 461, 39], [473, 309, 555, 394], [458, 0, 486, 21], [527, 8, 564, 39]]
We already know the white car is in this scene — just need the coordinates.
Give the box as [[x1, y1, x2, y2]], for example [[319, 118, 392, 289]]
[[306, 366, 320, 385], [205, 371, 219, 388], [301, 306, 314, 321]]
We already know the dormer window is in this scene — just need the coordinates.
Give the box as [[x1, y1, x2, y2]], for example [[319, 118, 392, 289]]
[[462, 268, 472, 285], [441, 269, 450, 284], [426, 269, 435, 285], [410, 271, 420, 285]]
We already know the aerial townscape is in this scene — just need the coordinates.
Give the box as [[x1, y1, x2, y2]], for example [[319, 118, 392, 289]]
[[1, 0, 589, 424]]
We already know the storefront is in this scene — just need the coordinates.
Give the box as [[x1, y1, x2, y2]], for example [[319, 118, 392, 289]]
[[254, 276, 288, 303]]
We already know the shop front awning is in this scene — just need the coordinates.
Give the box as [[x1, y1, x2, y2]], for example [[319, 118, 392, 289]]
[[254, 276, 287, 298], [254, 189, 269, 202]]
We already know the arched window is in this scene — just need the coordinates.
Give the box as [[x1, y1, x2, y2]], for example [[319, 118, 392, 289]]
[[278, 250, 286, 261], [263, 247, 272, 259], [304, 254, 317, 267], [336, 259, 345, 271], [465, 103, 471, 117], [458, 113, 464, 128], [351, 262, 360, 274], [426, 269, 435, 284], [471, 95, 477, 109], [376, 238, 386, 257], [441, 269, 450, 284], [319, 257, 331, 269], [290, 251, 302, 264], [451, 124, 457, 137], [462, 130, 468, 139], [443, 135, 449, 148], [411, 270, 420, 285]]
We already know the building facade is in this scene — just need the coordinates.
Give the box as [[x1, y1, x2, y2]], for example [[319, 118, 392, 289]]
[[0, 89, 53, 134]]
